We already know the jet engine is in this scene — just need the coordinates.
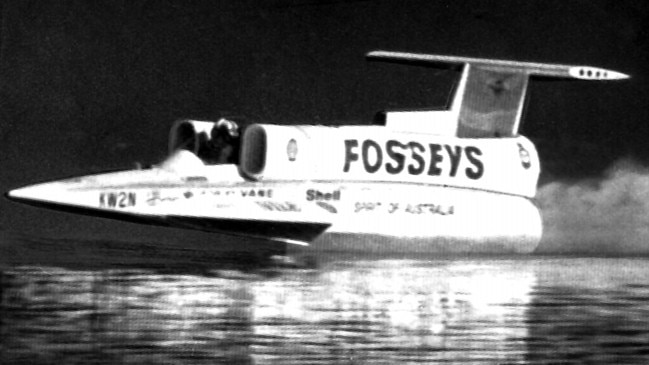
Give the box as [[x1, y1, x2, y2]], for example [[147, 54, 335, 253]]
[[238, 123, 540, 198]]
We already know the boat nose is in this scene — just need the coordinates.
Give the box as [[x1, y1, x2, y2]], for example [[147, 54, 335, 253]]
[[6, 182, 57, 203], [5, 178, 83, 205]]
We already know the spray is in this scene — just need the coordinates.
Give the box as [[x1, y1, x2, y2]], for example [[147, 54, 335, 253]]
[[537, 159, 649, 255]]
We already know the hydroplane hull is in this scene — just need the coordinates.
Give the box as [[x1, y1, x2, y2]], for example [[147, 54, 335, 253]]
[[7, 166, 541, 254], [6, 51, 627, 255]]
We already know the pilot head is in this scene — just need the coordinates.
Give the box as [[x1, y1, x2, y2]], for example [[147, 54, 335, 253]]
[[214, 118, 239, 142]]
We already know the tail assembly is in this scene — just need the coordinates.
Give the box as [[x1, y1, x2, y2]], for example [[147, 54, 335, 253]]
[[367, 51, 629, 138]]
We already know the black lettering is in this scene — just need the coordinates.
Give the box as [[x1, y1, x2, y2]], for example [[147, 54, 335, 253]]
[[406, 204, 422, 214], [101, 192, 137, 208], [355, 202, 380, 213], [445, 145, 462, 177], [118, 192, 127, 208], [465, 146, 484, 179], [408, 142, 425, 175], [362, 140, 383, 173], [107, 193, 118, 208], [385, 140, 406, 174], [242, 189, 272, 198], [307, 189, 341, 201], [343, 140, 359, 172], [427, 144, 443, 176]]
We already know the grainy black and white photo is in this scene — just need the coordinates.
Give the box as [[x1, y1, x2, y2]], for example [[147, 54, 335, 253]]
[[0, 1, 648, 363]]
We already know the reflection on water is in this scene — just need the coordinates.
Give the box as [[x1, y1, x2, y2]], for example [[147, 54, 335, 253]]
[[527, 259, 649, 364], [1, 257, 649, 364]]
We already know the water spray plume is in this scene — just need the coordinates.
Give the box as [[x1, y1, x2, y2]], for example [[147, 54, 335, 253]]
[[537, 159, 649, 255]]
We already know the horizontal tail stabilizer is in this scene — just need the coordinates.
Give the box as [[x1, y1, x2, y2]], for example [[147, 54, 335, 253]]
[[367, 51, 629, 137], [366, 51, 630, 80]]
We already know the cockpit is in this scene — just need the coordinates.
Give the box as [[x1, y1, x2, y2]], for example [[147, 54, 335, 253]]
[[169, 118, 242, 165]]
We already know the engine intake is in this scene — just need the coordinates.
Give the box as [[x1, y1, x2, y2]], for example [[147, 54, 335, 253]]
[[169, 119, 240, 165]]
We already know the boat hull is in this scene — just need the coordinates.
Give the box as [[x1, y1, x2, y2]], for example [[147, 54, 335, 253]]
[[7, 169, 542, 255]]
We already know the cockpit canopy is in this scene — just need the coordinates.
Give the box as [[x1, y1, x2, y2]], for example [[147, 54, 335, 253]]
[[169, 119, 241, 165]]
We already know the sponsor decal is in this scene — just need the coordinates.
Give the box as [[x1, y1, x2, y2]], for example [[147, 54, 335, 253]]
[[517, 143, 531, 169], [256, 201, 301, 212], [354, 202, 381, 213], [354, 201, 454, 215], [316, 201, 338, 214], [146, 189, 274, 206], [241, 189, 273, 198], [343, 139, 484, 180], [146, 191, 178, 206], [287, 138, 298, 161], [99, 191, 136, 208], [206, 189, 273, 198], [404, 203, 454, 215], [210, 190, 235, 197], [306, 189, 341, 201]]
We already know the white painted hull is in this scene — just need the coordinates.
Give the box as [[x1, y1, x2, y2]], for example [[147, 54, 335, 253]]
[[305, 185, 541, 254], [7, 168, 542, 254]]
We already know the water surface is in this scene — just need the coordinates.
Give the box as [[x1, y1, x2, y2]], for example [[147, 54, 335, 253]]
[[1, 251, 649, 364]]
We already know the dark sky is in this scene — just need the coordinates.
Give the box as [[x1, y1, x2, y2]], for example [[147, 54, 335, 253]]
[[0, 0, 647, 240]]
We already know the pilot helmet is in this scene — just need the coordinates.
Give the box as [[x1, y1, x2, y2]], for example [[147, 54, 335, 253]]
[[216, 118, 239, 139]]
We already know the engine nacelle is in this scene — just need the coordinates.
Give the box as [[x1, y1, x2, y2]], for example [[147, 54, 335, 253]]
[[239, 123, 540, 198], [169, 119, 215, 155]]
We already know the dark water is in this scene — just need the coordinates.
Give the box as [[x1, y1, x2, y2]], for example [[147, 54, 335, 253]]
[[1, 252, 649, 364]]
